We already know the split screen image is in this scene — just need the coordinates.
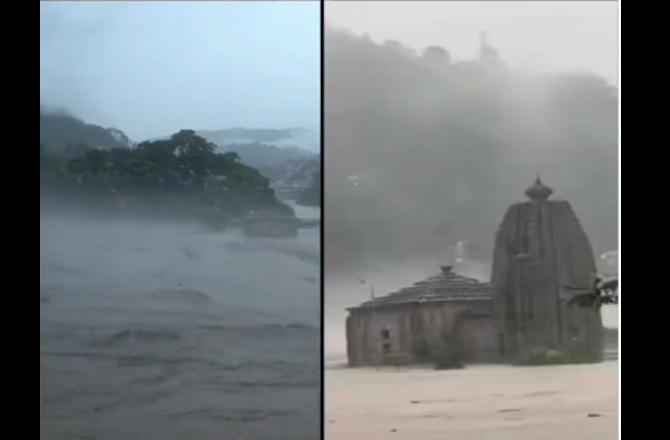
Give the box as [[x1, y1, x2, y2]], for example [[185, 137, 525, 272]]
[[40, 1, 619, 440]]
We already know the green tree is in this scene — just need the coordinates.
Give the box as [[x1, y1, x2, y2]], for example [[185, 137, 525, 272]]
[[42, 129, 294, 221]]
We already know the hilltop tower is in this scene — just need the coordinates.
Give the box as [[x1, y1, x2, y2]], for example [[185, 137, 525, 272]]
[[479, 31, 501, 64]]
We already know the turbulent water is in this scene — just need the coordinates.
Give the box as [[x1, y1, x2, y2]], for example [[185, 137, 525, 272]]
[[40, 204, 320, 440]]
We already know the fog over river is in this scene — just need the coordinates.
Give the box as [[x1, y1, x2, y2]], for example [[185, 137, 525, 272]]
[[40, 203, 320, 440]]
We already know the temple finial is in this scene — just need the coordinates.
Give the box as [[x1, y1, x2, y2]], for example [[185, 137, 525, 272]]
[[525, 176, 553, 201]]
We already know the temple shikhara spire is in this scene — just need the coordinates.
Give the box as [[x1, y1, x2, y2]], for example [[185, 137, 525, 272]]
[[492, 177, 603, 363]]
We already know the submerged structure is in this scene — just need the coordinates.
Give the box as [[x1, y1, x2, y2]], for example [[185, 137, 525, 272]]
[[492, 178, 603, 363], [345, 178, 603, 367], [346, 266, 498, 367]]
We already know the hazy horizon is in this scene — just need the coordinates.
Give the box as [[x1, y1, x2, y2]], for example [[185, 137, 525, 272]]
[[40, 1, 320, 142], [326, 1, 618, 86]]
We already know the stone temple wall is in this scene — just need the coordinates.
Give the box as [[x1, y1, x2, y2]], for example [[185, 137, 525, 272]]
[[346, 301, 498, 367]]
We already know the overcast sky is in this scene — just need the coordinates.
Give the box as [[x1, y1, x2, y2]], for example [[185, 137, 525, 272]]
[[41, 1, 617, 141], [40, 1, 319, 141], [326, 1, 618, 85]]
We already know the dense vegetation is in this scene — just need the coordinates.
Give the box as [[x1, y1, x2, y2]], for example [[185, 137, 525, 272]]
[[325, 29, 618, 273], [568, 278, 618, 309], [40, 129, 293, 223]]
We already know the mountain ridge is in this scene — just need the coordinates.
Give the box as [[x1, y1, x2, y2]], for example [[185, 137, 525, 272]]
[[40, 112, 132, 152], [325, 28, 617, 273]]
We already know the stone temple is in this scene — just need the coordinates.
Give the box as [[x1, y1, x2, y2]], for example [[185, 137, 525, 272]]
[[492, 177, 603, 363], [345, 178, 603, 366]]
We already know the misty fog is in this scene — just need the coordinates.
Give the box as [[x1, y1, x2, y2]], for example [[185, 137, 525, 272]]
[[40, 2, 320, 439], [326, 1, 618, 84], [324, 19, 618, 354], [41, 205, 320, 440]]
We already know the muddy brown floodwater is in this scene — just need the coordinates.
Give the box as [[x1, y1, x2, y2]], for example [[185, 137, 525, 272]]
[[40, 206, 320, 440]]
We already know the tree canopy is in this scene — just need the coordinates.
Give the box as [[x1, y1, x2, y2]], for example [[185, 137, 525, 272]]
[[40, 129, 293, 222]]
